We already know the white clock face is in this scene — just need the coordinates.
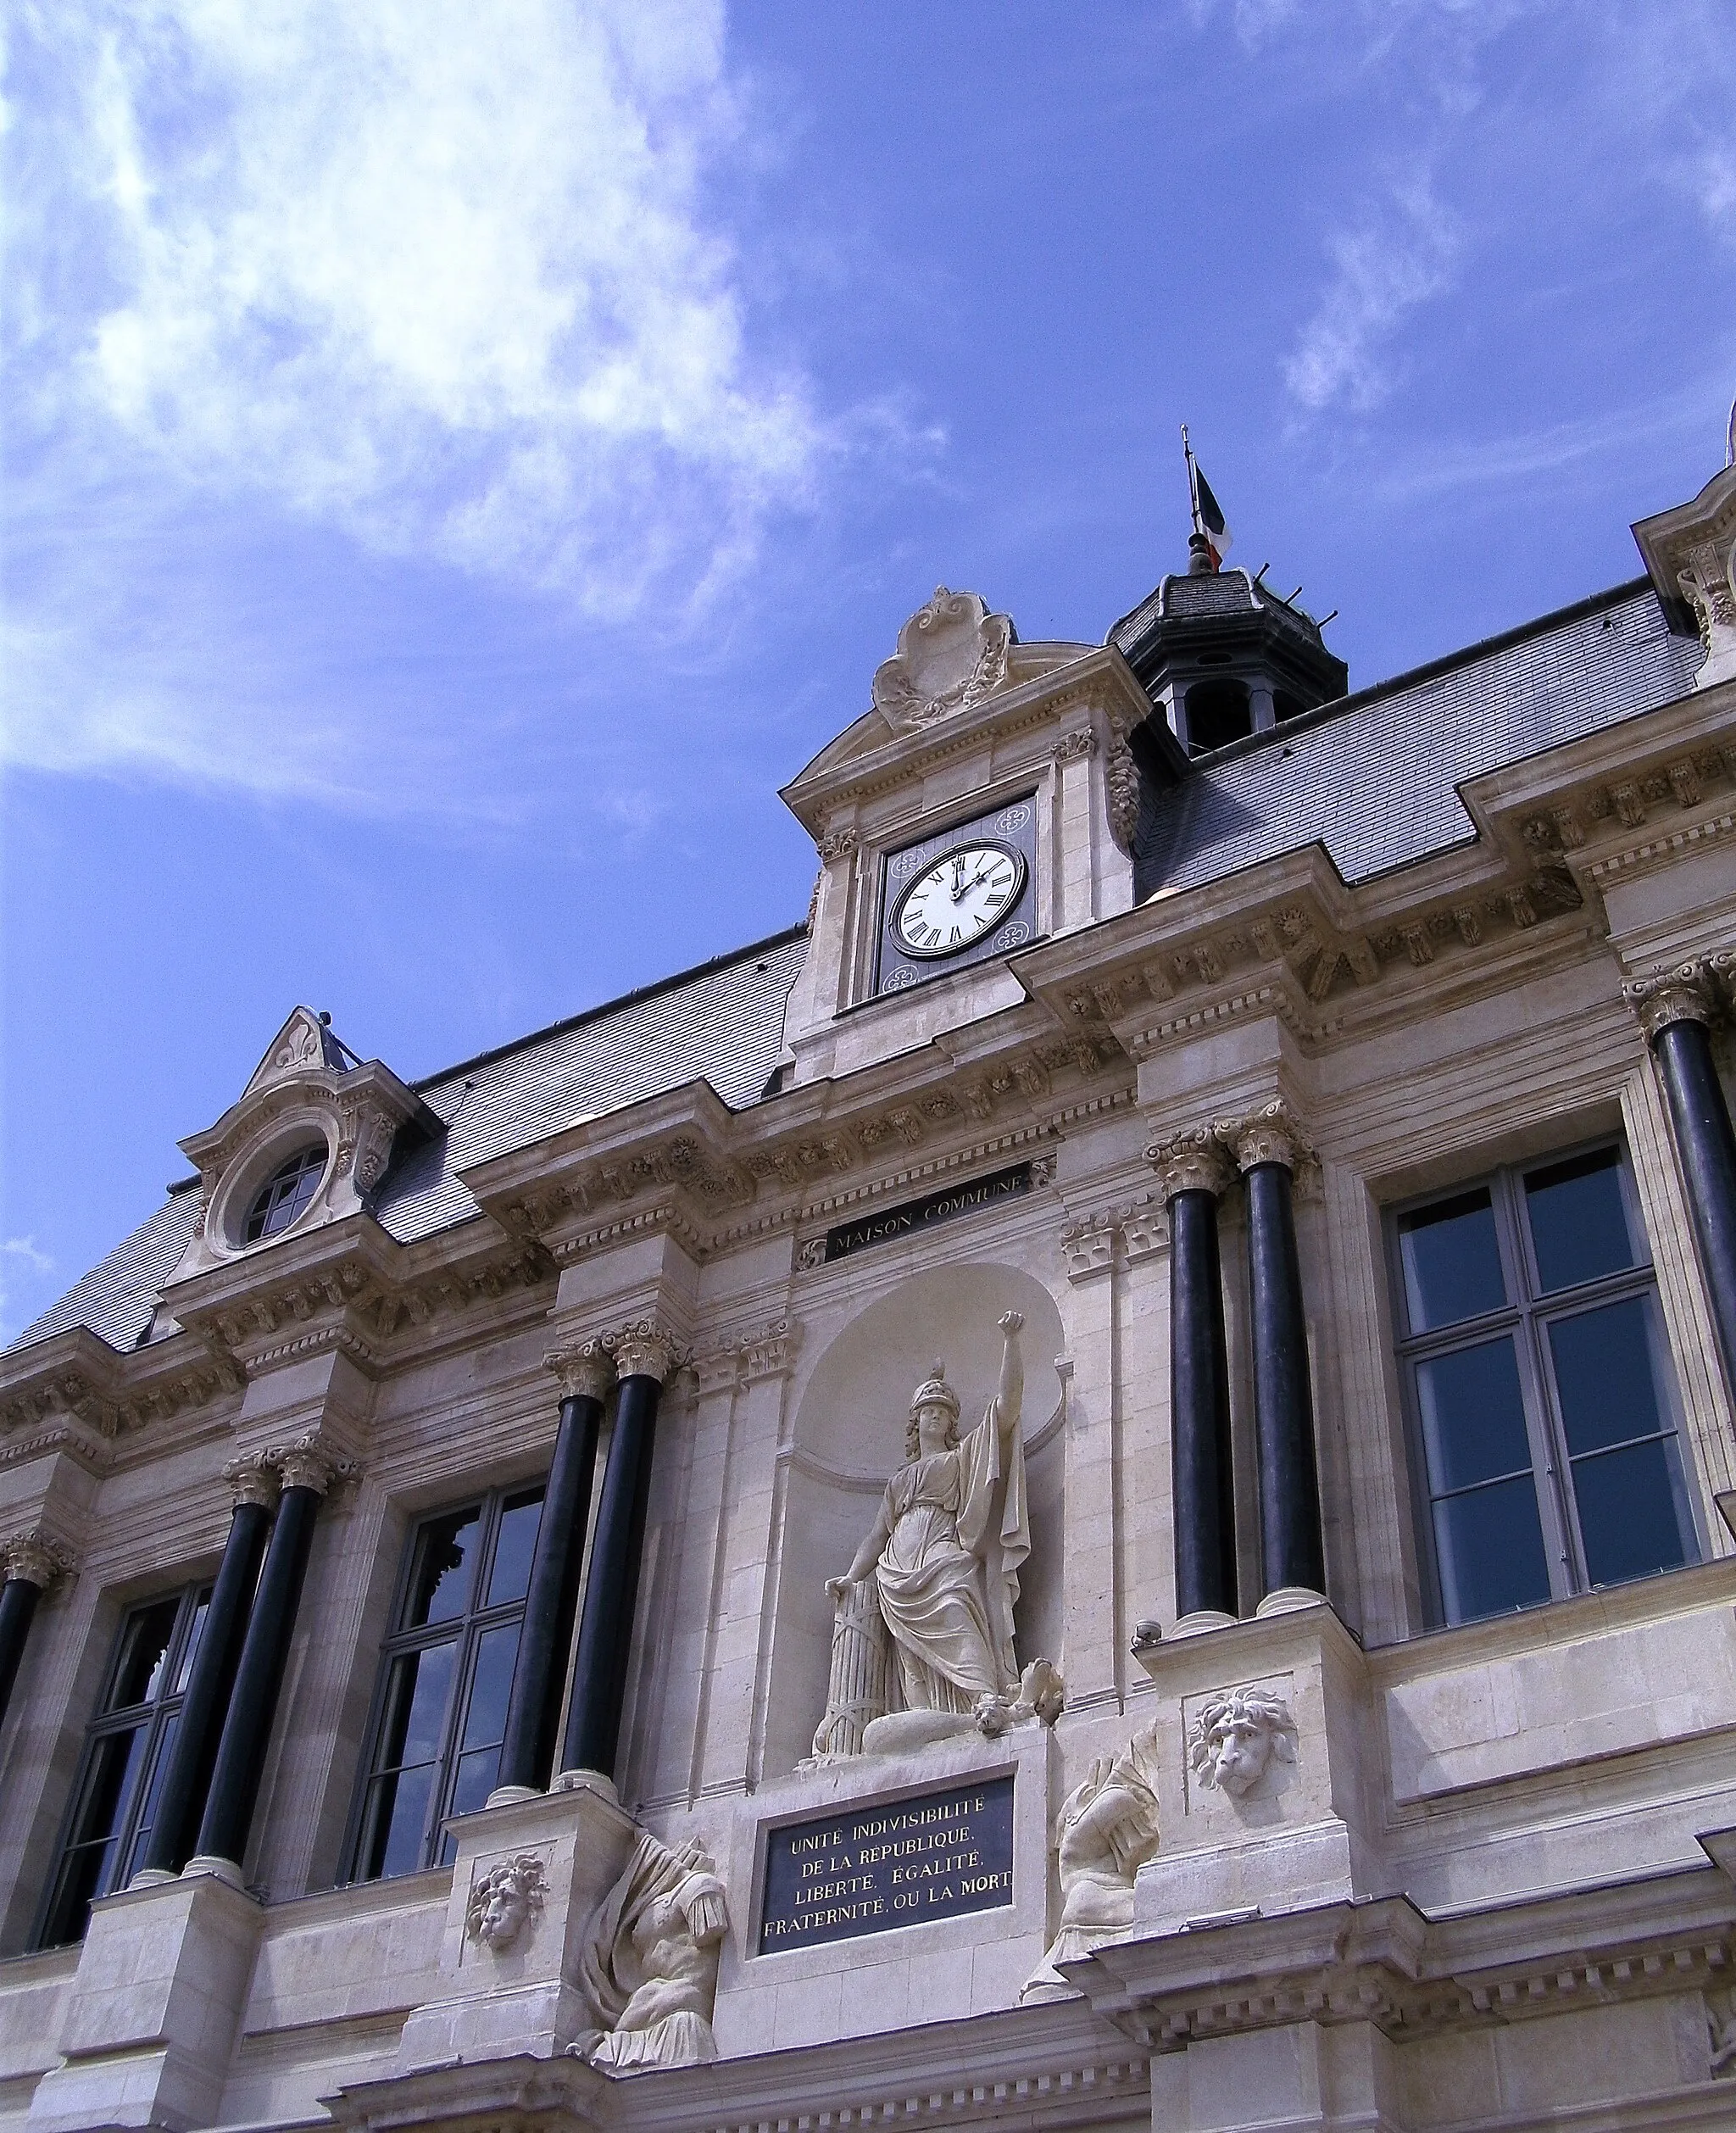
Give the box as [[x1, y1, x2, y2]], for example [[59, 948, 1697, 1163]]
[[890, 840, 1027, 960]]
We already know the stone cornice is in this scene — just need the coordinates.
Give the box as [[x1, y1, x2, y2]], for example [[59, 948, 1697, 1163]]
[[1077, 1876, 1736, 2060], [0, 1325, 244, 1464], [459, 1009, 1129, 1269]]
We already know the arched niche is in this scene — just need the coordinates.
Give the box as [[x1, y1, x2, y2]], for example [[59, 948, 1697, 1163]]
[[764, 1262, 1066, 1779]]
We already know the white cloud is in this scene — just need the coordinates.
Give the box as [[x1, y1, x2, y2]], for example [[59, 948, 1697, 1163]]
[[0, 1238, 57, 1346], [1283, 175, 1462, 414], [16, 0, 824, 614]]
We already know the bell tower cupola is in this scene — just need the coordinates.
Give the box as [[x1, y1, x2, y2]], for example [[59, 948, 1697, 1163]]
[[1107, 444, 1347, 756]]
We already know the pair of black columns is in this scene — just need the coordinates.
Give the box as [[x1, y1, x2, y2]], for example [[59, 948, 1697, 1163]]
[[138, 1443, 331, 1880], [1153, 1104, 1326, 1625], [1626, 961, 1736, 1394], [0, 1536, 68, 1735], [495, 1325, 673, 1796]]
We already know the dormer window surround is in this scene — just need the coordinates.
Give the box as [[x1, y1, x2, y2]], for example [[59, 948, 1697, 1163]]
[[242, 1144, 329, 1244], [164, 1005, 437, 1285]]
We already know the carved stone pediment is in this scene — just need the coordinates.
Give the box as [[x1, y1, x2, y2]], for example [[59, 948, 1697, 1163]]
[[871, 587, 1015, 732]]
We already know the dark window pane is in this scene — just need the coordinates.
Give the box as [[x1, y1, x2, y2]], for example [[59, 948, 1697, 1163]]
[[460, 1624, 520, 1752], [1572, 1438, 1696, 1587], [1433, 1477, 1552, 1623], [108, 1600, 181, 1711], [359, 1764, 436, 1881], [1399, 1189, 1506, 1332], [487, 1493, 544, 1607], [41, 1839, 120, 1946], [448, 1745, 501, 1825], [376, 1644, 455, 1771], [67, 1726, 151, 1852], [404, 1510, 481, 1627], [173, 1596, 211, 1694], [244, 1144, 327, 1243], [1416, 1338, 1533, 1492], [1525, 1149, 1637, 1292], [1549, 1298, 1665, 1456], [122, 1714, 179, 1882]]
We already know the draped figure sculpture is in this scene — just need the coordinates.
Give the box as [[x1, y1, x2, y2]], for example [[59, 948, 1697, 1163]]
[[576, 1833, 729, 2072], [817, 1311, 1056, 1753]]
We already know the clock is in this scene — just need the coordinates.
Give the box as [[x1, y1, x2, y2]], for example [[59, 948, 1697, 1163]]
[[889, 839, 1028, 961]]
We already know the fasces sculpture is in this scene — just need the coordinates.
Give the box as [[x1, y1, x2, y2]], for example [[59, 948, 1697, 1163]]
[[576, 1834, 728, 2072], [815, 1312, 1060, 1753], [1188, 1685, 1298, 1798], [1023, 1721, 1160, 2000]]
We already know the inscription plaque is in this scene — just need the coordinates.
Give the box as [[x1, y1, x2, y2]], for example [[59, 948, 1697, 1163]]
[[821, 1163, 1033, 1266], [759, 1774, 1014, 1952]]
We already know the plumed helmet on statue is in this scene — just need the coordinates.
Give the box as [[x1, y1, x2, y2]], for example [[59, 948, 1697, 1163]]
[[908, 1360, 961, 1421]]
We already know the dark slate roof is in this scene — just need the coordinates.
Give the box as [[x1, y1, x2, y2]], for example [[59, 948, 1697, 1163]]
[[1136, 581, 1700, 896], [8, 930, 808, 1358], [376, 929, 809, 1245], [12, 1188, 204, 1353], [1110, 566, 1333, 645]]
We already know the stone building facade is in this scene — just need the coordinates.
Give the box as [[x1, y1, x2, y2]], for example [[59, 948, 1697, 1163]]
[[6, 466, 1736, 2133]]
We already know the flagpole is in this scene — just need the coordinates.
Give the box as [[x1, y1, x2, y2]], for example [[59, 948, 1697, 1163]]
[[1181, 424, 1201, 537]]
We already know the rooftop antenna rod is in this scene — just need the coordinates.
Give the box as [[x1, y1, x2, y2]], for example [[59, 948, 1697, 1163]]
[[1727, 395, 1736, 469]]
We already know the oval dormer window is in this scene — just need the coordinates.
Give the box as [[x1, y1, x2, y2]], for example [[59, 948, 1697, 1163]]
[[244, 1144, 326, 1243]]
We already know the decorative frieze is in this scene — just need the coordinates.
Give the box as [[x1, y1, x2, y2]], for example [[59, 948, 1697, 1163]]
[[1, 1529, 75, 1591], [1058, 1196, 1167, 1280]]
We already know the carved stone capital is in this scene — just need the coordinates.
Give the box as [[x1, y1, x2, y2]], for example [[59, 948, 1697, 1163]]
[[270, 1432, 337, 1495], [2, 1530, 74, 1590], [543, 1338, 615, 1406], [223, 1452, 280, 1511], [817, 826, 857, 862], [1622, 961, 1717, 1041], [1226, 1098, 1307, 1174], [1145, 1125, 1234, 1202], [1051, 727, 1097, 764], [608, 1321, 678, 1385]]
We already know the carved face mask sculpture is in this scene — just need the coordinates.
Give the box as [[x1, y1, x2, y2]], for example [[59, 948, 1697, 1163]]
[[1188, 1687, 1297, 1801], [465, 1854, 546, 1952]]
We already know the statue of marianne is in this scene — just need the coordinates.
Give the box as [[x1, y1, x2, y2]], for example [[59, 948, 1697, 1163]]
[[826, 1311, 1030, 1717]]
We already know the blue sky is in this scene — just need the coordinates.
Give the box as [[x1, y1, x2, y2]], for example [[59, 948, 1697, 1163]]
[[5, 0, 1735, 1341]]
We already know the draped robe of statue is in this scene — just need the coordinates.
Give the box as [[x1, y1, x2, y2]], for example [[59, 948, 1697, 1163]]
[[874, 1390, 1030, 1714], [580, 1834, 727, 2071]]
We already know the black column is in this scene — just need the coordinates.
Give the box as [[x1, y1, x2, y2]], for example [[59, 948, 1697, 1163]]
[[560, 1340, 669, 1780], [1161, 1144, 1238, 1622], [1244, 1157, 1327, 1600], [140, 1487, 273, 1875], [496, 1360, 609, 1795], [0, 1571, 44, 1735], [193, 1468, 325, 1868], [1652, 1011, 1736, 1386]]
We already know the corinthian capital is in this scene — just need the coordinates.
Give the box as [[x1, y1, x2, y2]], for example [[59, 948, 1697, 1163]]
[[1144, 1125, 1234, 1202], [608, 1320, 679, 1385], [270, 1433, 338, 1495], [543, 1338, 616, 1405], [1226, 1098, 1308, 1175], [1622, 961, 1717, 1042], [223, 1452, 280, 1510], [2, 1530, 75, 1590]]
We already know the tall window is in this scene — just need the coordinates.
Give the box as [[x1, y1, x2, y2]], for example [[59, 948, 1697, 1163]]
[[1390, 1142, 1700, 1627], [348, 1485, 544, 1882], [38, 1582, 210, 1946]]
